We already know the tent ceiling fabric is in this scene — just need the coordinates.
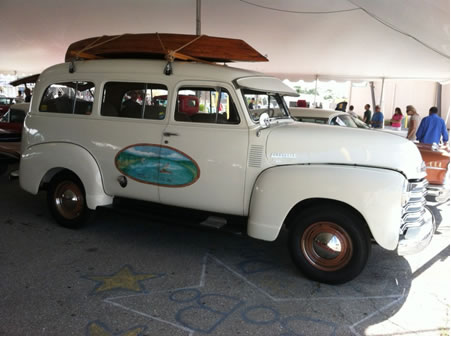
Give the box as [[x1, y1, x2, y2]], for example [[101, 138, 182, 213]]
[[0, 0, 449, 80]]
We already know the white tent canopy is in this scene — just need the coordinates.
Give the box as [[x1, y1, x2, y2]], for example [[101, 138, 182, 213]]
[[0, 0, 449, 81]]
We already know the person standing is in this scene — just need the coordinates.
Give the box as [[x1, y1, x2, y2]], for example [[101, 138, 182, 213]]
[[416, 106, 449, 144], [406, 105, 420, 141], [390, 107, 403, 130], [15, 90, 24, 103], [24, 88, 32, 103], [370, 105, 384, 128], [363, 104, 372, 125], [348, 105, 357, 118], [248, 97, 255, 109]]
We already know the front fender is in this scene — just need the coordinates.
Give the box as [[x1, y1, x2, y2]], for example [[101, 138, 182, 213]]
[[19, 142, 112, 209], [248, 164, 405, 250]]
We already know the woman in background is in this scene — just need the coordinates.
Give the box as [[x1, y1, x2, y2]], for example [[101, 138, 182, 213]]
[[391, 107, 403, 130]]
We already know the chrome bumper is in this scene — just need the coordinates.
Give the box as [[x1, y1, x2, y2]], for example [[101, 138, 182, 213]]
[[398, 206, 436, 255]]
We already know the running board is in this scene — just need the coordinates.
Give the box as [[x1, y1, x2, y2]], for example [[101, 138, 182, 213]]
[[98, 198, 246, 235]]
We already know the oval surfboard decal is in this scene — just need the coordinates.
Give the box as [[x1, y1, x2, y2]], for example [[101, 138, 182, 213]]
[[115, 144, 200, 187]]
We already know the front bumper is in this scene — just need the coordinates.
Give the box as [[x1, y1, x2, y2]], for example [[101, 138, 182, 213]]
[[397, 206, 435, 255]]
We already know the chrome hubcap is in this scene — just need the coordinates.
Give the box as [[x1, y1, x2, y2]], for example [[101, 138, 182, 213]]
[[301, 222, 353, 271], [54, 181, 84, 220]]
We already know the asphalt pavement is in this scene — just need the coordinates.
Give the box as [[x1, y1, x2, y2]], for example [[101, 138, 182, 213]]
[[0, 169, 449, 336]]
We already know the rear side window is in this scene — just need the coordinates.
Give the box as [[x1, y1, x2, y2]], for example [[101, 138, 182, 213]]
[[101, 82, 168, 120], [39, 82, 95, 115]]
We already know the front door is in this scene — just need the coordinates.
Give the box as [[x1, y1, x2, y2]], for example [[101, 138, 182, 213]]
[[159, 83, 248, 216]]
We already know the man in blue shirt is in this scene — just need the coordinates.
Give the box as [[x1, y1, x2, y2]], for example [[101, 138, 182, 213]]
[[416, 106, 449, 144], [370, 105, 384, 128]]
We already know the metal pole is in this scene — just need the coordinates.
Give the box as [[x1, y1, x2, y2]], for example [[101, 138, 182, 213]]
[[313, 75, 318, 107], [379, 78, 385, 106], [436, 82, 442, 117], [370, 81, 376, 114], [348, 81, 353, 107], [196, 0, 201, 35]]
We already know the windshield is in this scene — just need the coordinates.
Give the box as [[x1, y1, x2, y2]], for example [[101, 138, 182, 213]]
[[242, 89, 290, 122], [331, 114, 369, 129], [352, 116, 369, 129]]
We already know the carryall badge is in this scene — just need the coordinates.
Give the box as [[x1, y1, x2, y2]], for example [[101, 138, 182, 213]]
[[271, 153, 297, 159]]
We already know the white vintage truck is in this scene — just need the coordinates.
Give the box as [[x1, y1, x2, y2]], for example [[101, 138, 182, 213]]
[[19, 58, 434, 284]]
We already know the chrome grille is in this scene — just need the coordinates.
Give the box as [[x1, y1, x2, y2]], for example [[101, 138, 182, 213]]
[[400, 178, 428, 233]]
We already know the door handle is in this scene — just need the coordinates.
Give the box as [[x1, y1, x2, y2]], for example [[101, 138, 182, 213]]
[[163, 132, 179, 137]]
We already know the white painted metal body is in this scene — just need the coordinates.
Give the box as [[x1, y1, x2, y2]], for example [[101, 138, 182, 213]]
[[20, 59, 427, 251]]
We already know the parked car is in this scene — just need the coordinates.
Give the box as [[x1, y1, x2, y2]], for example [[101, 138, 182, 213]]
[[0, 97, 17, 117], [416, 143, 450, 204], [290, 107, 368, 128], [0, 103, 29, 133], [0, 141, 21, 176], [290, 107, 450, 203], [20, 58, 433, 284], [0, 103, 29, 176]]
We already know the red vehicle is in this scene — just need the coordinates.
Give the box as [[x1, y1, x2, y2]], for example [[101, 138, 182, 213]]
[[0, 103, 28, 134], [0, 97, 17, 117]]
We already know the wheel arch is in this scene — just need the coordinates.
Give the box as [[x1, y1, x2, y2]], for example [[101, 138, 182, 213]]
[[20, 142, 113, 209], [284, 198, 371, 238]]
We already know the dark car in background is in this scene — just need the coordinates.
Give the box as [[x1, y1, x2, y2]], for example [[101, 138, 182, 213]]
[[0, 103, 29, 176], [0, 97, 17, 117], [0, 102, 28, 134]]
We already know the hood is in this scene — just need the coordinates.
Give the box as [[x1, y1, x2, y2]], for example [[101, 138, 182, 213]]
[[265, 122, 425, 179]]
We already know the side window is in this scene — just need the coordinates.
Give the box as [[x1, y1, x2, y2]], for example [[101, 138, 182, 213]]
[[39, 82, 95, 115], [175, 87, 240, 124], [101, 82, 168, 120]]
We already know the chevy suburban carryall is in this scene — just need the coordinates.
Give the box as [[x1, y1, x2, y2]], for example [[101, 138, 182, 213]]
[[20, 59, 434, 284]]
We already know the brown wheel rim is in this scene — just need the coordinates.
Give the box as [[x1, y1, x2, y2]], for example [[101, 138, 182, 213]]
[[301, 221, 353, 272], [54, 181, 84, 220]]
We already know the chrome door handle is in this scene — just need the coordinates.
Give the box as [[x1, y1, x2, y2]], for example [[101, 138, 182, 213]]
[[163, 132, 179, 137]]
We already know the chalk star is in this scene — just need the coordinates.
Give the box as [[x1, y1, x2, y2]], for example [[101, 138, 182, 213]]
[[86, 265, 160, 293], [87, 320, 146, 336]]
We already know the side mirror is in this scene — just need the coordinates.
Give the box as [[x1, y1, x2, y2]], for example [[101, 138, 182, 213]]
[[259, 112, 270, 129]]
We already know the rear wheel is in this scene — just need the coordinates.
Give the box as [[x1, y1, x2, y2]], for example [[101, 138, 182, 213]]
[[288, 205, 371, 284], [47, 171, 92, 228]]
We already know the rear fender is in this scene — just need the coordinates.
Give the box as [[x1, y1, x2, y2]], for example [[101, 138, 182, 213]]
[[19, 142, 112, 209]]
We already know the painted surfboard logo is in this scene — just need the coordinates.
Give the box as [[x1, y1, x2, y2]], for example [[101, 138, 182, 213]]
[[115, 144, 200, 187]]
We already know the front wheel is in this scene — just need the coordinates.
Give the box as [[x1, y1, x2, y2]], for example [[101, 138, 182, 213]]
[[288, 205, 371, 284], [47, 171, 92, 228]]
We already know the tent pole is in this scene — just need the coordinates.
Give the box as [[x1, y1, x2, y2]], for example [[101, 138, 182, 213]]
[[370, 81, 376, 113], [436, 82, 442, 117], [196, 0, 201, 35], [446, 105, 450, 129], [379, 77, 385, 106], [314, 75, 318, 107], [348, 81, 353, 107]]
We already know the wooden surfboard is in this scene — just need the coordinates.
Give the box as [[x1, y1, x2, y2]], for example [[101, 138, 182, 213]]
[[65, 33, 268, 63]]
